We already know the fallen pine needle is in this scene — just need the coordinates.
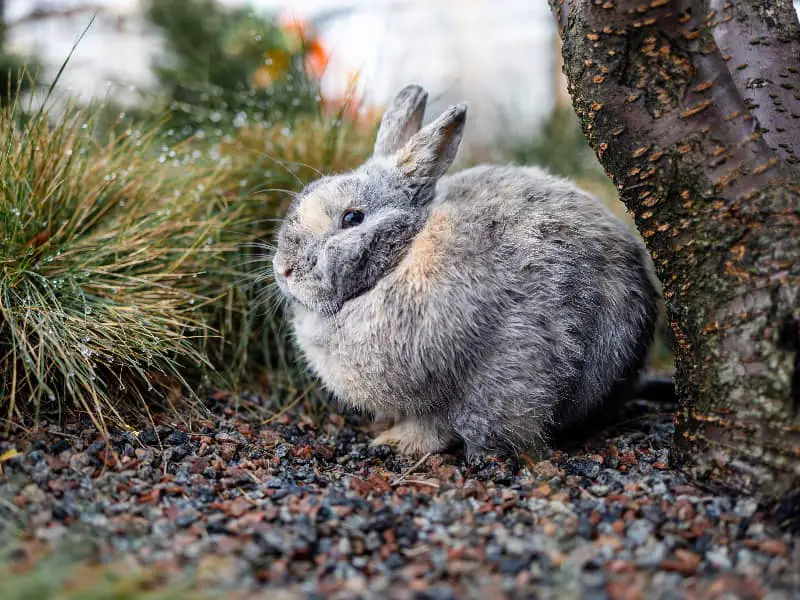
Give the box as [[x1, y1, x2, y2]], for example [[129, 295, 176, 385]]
[[401, 479, 440, 489]]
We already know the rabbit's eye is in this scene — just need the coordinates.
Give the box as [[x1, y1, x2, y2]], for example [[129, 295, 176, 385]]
[[341, 209, 365, 228]]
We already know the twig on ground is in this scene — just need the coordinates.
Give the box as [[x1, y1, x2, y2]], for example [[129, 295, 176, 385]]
[[391, 452, 432, 487]]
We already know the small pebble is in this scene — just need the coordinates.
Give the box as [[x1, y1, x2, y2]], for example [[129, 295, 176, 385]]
[[165, 431, 190, 446]]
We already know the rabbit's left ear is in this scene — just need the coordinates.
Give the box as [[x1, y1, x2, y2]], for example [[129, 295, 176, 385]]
[[395, 103, 467, 186], [374, 84, 429, 157]]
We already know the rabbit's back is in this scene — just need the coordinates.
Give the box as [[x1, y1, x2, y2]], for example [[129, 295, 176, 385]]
[[434, 166, 659, 431]]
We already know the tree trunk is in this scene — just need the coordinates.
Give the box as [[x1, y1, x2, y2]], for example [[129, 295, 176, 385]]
[[549, 0, 800, 515]]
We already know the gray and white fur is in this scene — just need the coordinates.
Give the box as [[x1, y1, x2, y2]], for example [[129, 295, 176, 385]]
[[271, 84, 661, 458]]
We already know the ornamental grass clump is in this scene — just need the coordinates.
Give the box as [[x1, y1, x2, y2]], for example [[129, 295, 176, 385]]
[[0, 91, 378, 429], [0, 102, 241, 430]]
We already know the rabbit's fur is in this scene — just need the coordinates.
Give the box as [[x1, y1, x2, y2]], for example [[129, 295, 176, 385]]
[[272, 84, 660, 458]]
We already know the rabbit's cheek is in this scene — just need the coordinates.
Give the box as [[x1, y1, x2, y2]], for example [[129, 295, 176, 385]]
[[310, 250, 330, 283], [356, 249, 370, 271]]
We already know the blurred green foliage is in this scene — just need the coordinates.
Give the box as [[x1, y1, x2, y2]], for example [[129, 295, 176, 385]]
[[145, 0, 321, 136], [0, 540, 203, 600]]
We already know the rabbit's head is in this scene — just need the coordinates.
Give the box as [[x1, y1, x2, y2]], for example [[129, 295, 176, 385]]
[[272, 85, 466, 316]]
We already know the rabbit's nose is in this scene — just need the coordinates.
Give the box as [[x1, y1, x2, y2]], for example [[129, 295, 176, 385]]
[[283, 266, 294, 278]]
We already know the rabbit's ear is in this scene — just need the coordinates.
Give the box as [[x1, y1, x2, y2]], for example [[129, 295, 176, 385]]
[[373, 85, 429, 157], [395, 103, 467, 184]]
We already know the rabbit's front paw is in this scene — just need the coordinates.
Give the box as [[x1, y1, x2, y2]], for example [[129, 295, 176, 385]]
[[371, 420, 452, 456]]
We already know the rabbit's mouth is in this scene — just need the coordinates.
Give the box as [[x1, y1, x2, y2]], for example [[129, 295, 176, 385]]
[[275, 274, 343, 317]]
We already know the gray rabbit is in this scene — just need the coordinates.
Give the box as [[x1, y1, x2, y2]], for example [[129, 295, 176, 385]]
[[271, 84, 661, 458]]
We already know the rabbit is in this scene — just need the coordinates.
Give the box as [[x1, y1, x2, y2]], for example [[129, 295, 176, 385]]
[[270, 84, 662, 459]]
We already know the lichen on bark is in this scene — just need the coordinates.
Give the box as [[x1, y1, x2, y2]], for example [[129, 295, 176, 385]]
[[549, 0, 800, 510]]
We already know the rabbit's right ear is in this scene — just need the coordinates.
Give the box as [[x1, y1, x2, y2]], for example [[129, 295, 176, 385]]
[[373, 85, 428, 157], [394, 103, 467, 187]]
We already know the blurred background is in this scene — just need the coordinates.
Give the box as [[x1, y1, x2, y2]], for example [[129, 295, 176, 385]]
[[3, 0, 800, 205], [1, 0, 568, 159], [10, 0, 798, 179]]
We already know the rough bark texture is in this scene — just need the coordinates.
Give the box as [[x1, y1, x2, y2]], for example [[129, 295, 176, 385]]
[[549, 0, 800, 513]]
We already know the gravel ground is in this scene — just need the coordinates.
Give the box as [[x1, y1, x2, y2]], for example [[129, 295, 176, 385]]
[[1, 394, 798, 600]]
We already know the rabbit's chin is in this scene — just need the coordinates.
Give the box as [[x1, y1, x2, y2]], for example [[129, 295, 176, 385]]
[[275, 276, 320, 314], [280, 279, 355, 317], [312, 299, 344, 318]]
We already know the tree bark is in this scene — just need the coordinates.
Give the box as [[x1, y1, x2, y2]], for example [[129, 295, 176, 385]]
[[549, 0, 800, 514]]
